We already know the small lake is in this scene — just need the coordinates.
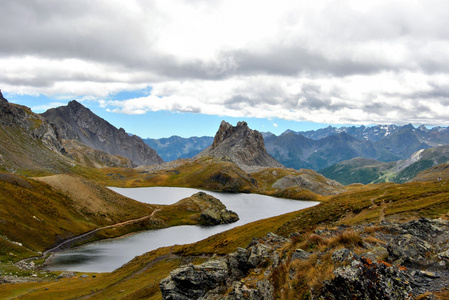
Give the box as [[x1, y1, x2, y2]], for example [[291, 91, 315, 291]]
[[46, 187, 318, 272]]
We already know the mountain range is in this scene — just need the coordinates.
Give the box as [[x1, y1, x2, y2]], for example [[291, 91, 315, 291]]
[[144, 135, 213, 161], [144, 123, 449, 171], [320, 145, 449, 185], [4, 93, 449, 298]]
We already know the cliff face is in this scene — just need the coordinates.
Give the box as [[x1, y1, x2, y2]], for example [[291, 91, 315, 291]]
[[42, 100, 163, 166], [198, 121, 284, 172], [0, 94, 71, 174]]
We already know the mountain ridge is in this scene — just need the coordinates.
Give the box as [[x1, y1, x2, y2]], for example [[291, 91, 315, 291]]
[[320, 145, 449, 184], [147, 123, 449, 172], [42, 100, 163, 166]]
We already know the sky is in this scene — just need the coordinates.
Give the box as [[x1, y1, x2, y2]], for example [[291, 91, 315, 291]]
[[2, 0, 449, 138]]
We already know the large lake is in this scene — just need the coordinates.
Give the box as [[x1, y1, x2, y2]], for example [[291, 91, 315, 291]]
[[46, 187, 318, 272]]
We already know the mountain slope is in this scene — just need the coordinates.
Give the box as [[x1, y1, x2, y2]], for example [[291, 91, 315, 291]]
[[144, 135, 213, 161], [42, 100, 163, 166], [0, 173, 155, 259], [320, 145, 449, 185], [8, 179, 449, 299], [197, 121, 284, 172], [264, 132, 387, 170], [319, 158, 396, 185], [0, 92, 73, 175]]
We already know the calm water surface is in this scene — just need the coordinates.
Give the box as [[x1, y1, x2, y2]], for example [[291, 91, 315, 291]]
[[46, 187, 318, 272]]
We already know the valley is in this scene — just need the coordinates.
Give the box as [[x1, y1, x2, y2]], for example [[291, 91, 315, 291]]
[[1, 94, 449, 299]]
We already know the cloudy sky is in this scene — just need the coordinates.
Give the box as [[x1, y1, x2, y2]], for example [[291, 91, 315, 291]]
[[2, 0, 449, 138]]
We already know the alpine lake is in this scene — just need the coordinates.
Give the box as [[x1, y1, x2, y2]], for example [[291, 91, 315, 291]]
[[45, 187, 319, 272]]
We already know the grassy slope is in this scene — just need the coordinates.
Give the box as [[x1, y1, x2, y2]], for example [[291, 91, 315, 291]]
[[93, 156, 257, 192], [0, 173, 155, 261], [0, 173, 241, 265], [84, 157, 342, 199], [411, 163, 449, 182], [0, 103, 74, 176], [5, 179, 449, 299]]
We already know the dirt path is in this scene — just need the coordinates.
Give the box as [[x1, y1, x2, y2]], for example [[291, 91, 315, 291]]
[[369, 192, 388, 222], [46, 207, 162, 254], [17, 207, 162, 266]]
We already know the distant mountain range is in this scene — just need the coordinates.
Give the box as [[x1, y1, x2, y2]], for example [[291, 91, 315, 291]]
[[320, 146, 449, 185], [145, 124, 449, 171], [3, 89, 449, 185], [144, 135, 213, 162]]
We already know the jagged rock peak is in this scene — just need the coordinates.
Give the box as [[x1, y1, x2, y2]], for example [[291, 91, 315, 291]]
[[199, 120, 284, 172], [211, 120, 257, 150]]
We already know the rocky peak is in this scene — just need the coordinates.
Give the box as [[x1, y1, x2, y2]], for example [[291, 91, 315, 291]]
[[198, 121, 284, 172], [67, 100, 85, 112], [211, 121, 250, 149], [42, 101, 163, 166]]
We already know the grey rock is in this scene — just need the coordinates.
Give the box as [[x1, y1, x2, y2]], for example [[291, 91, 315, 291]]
[[292, 249, 311, 261], [321, 255, 413, 299], [42, 100, 163, 166], [160, 260, 229, 300], [57, 271, 76, 279], [199, 208, 239, 226], [160, 232, 286, 299], [388, 234, 433, 267], [331, 248, 359, 263], [197, 120, 284, 172]]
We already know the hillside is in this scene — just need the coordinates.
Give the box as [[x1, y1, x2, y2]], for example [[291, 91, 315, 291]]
[[409, 163, 449, 182], [319, 158, 395, 185], [0, 173, 155, 261], [0, 92, 74, 176], [0, 173, 240, 265], [42, 101, 163, 166], [6, 179, 449, 299], [320, 145, 449, 185]]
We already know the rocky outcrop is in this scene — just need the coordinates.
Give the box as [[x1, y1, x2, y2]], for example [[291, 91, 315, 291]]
[[0, 93, 72, 173], [272, 168, 343, 195], [0, 97, 64, 154], [42, 100, 163, 166], [160, 232, 287, 299], [0, 89, 7, 102], [197, 121, 284, 172], [321, 249, 413, 299], [199, 208, 239, 226], [174, 192, 239, 225], [161, 218, 449, 299]]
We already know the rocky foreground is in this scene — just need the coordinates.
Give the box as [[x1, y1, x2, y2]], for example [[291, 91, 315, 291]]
[[161, 218, 449, 299]]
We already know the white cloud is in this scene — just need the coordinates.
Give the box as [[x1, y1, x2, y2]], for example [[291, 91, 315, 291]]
[[1, 0, 449, 126]]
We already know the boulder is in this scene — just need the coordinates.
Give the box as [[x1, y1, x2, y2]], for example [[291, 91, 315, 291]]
[[292, 249, 311, 261], [321, 250, 413, 299], [160, 232, 286, 299]]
